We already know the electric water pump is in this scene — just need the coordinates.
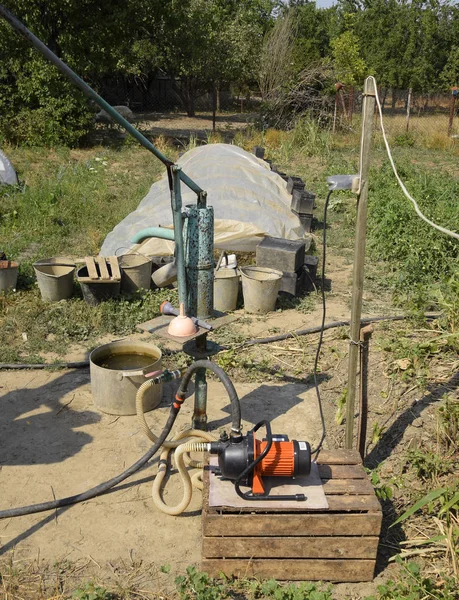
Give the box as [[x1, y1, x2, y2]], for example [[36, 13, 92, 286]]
[[209, 420, 311, 501]]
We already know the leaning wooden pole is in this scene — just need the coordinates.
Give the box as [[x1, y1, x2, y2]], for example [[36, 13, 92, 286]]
[[345, 77, 376, 449]]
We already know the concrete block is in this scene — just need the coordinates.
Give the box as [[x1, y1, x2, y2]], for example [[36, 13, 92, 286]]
[[279, 268, 306, 296], [292, 212, 313, 233], [291, 189, 315, 214], [253, 146, 265, 159], [256, 236, 306, 273], [287, 176, 305, 194]]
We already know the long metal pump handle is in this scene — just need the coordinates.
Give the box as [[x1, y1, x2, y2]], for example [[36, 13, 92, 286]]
[[0, 3, 203, 198]]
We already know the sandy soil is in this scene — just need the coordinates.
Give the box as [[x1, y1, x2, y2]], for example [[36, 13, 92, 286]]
[[0, 251, 402, 597]]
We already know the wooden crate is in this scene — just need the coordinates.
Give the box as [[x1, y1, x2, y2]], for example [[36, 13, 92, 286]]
[[202, 449, 382, 582], [78, 256, 121, 282]]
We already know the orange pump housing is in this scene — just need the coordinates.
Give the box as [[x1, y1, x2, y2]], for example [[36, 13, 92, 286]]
[[252, 439, 296, 495]]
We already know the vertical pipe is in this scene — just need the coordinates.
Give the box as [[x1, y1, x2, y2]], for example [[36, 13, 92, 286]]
[[192, 334, 208, 430], [171, 167, 187, 309], [345, 76, 376, 449], [183, 205, 214, 319], [357, 324, 373, 459]]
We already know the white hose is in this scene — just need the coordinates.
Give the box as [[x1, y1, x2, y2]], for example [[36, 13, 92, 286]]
[[136, 380, 216, 515], [152, 439, 212, 516]]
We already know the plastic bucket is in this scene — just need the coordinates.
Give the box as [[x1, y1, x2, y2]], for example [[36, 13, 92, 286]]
[[90, 340, 162, 415], [214, 269, 239, 312], [77, 265, 120, 306], [33, 257, 75, 302], [240, 266, 283, 314], [0, 261, 18, 294], [119, 253, 152, 293]]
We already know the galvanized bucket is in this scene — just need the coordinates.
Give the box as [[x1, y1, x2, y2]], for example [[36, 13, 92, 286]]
[[240, 266, 283, 314], [33, 257, 75, 302], [0, 261, 18, 294], [119, 253, 152, 293], [214, 269, 239, 312]]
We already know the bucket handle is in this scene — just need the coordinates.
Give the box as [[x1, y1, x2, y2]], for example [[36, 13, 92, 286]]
[[116, 368, 162, 381], [115, 247, 151, 261], [215, 250, 229, 273]]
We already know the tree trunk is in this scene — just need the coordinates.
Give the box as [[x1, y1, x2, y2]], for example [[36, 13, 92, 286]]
[[381, 88, 388, 112], [173, 77, 196, 117]]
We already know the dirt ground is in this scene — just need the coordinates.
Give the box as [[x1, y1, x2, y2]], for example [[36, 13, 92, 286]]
[[0, 251, 442, 598], [134, 111, 257, 141]]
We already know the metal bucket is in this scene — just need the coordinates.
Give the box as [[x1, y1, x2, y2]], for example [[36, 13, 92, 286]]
[[33, 257, 75, 302], [119, 253, 152, 293], [77, 265, 120, 306], [240, 266, 283, 314], [0, 261, 18, 294], [90, 340, 162, 415], [214, 269, 239, 312]]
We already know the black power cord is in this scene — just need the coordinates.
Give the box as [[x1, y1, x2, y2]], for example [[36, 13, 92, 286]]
[[310, 188, 333, 456]]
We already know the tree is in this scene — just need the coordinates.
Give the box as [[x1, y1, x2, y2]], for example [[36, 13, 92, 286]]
[[0, 0, 146, 145], [148, 0, 273, 117], [330, 29, 368, 87]]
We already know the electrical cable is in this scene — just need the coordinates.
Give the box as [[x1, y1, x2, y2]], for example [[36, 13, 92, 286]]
[[309, 189, 333, 456], [370, 75, 459, 241], [0, 402, 180, 519]]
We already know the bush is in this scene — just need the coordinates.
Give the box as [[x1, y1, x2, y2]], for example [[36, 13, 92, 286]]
[[0, 58, 94, 147]]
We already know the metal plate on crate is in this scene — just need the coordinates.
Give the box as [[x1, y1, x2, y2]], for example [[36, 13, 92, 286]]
[[136, 313, 239, 343], [208, 456, 328, 510]]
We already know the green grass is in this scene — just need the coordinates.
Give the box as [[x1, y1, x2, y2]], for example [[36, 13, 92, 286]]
[[0, 145, 167, 271], [0, 143, 175, 362]]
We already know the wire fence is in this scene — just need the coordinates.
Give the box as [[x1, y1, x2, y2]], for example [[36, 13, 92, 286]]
[[96, 75, 459, 143], [333, 87, 459, 141]]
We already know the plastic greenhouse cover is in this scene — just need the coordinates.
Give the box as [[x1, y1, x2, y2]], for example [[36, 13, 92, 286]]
[[0, 150, 18, 186], [100, 143, 305, 257]]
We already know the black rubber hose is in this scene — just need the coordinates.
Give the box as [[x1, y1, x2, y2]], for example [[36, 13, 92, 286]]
[[0, 404, 180, 519], [0, 361, 89, 370], [309, 189, 333, 456], [176, 359, 242, 437], [241, 313, 441, 348]]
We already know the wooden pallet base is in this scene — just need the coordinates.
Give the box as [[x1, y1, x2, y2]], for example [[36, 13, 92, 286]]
[[202, 449, 382, 582]]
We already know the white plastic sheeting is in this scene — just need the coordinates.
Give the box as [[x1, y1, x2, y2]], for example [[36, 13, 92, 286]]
[[100, 143, 305, 256], [0, 150, 18, 186]]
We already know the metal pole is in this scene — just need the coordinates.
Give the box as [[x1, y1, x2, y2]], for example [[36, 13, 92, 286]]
[[357, 324, 373, 459], [0, 2, 203, 196], [171, 167, 187, 309], [345, 76, 376, 449]]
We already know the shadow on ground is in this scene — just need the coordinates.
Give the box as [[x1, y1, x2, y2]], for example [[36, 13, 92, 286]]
[[0, 369, 97, 466]]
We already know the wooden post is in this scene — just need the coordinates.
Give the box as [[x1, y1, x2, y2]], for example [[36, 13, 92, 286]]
[[345, 77, 376, 449], [448, 89, 457, 137], [405, 87, 412, 133], [357, 324, 374, 459], [212, 83, 217, 133]]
